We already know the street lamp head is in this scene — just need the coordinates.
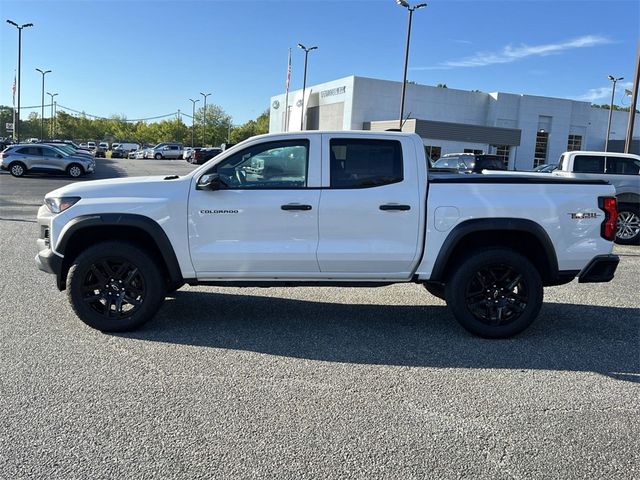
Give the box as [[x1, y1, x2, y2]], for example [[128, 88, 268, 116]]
[[396, 0, 410, 7], [297, 43, 306, 50], [415, 3, 427, 9], [309, 46, 318, 51], [23, 23, 33, 28], [6, 19, 18, 27], [608, 75, 615, 81]]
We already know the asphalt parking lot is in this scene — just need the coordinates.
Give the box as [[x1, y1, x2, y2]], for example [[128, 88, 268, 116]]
[[0, 157, 638, 479]]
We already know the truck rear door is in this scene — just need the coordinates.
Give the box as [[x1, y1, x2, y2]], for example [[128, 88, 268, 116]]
[[317, 134, 423, 278]]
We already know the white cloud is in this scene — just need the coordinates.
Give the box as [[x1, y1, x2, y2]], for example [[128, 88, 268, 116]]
[[574, 82, 633, 103], [413, 35, 613, 70]]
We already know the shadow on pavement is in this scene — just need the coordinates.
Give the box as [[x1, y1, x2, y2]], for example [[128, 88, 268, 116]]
[[118, 290, 640, 382]]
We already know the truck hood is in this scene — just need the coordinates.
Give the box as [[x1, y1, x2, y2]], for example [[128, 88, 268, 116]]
[[45, 175, 190, 199]]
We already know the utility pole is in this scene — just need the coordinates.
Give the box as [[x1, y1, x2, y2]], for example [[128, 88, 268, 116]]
[[36, 68, 51, 140], [605, 75, 623, 152], [625, 41, 640, 153], [47, 92, 58, 137], [6, 20, 34, 142], [297, 43, 317, 131], [189, 98, 199, 147], [200, 92, 211, 146]]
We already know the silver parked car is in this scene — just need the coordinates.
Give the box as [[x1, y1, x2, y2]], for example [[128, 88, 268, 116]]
[[150, 143, 183, 159], [0, 144, 95, 178]]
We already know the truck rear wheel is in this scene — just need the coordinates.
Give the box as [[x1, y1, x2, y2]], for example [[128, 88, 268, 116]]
[[445, 248, 543, 338], [67, 241, 166, 332]]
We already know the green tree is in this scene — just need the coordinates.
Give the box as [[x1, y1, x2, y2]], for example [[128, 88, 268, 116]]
[[230, 109, 269, 144]]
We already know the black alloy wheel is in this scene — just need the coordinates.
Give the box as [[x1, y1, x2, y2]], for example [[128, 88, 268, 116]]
[[464, 264, 528, 326], [67, 241, 166, 332], [445, 248, 543, 338], [81, 258, 146, 319]]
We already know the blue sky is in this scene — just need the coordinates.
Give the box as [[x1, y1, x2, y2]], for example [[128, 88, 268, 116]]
[[0, 0, 638, 125]]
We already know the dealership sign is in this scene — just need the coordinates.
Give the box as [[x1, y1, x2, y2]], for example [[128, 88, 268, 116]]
[[320, 86, 346, 98]]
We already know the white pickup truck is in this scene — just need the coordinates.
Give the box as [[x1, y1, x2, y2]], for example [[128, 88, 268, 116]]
[[553, 150, 640, 245], [36, 131, 620, 338]]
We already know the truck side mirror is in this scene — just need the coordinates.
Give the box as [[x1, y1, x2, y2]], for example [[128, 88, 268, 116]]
[[196, 173, 223, 191]]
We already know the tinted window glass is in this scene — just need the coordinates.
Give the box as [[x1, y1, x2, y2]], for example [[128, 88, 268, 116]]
[[573, 155, 604, 173], [330, 139, 402, 188], [606, 157, 640, 175], [16, 147, 43, 156], [42, 147, 61, 157], [214, 139, 308, 188]]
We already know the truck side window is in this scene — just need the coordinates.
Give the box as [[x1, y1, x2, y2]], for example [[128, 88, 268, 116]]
[[606, 157, 640, 175], [213, 139, 309, 189], [330, 139, 403, 188], [573, 155, 604, 174]]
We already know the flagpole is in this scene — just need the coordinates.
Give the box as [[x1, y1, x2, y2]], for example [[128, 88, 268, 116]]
[[284, 48, 291, 132]]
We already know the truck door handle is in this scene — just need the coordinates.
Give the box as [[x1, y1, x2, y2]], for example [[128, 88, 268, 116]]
[[281, 204, 312, 211], [379, 204, 411, 211]]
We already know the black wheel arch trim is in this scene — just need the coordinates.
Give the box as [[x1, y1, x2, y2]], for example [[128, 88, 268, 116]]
[[429, 218, 559, 284], [56, 213, 183, 285]]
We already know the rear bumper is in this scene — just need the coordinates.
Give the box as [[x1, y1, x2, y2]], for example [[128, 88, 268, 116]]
[[578, 254, 619, 283]]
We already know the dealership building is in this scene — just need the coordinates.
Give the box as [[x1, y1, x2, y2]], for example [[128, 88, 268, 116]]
[[269, 75, 639, 170]]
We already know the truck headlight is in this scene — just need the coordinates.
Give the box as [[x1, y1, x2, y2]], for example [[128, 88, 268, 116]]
[[45, 196, 81, 214]]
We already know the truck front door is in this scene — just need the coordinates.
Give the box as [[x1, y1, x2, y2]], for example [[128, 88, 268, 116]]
[[188, 136, 321, 277]]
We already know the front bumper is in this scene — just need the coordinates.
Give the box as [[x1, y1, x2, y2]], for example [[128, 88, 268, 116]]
[[578, 254, 619, 283]]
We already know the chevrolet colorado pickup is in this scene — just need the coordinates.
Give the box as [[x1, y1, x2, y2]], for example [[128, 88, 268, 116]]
[[36, 131, 620, 338], [553, 150, 640, 245]]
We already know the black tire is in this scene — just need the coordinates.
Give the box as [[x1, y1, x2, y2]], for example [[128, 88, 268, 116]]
[[445, 248, 543, 339], [9, 161, 26, 177], [67, 241, 166, 332], [615, 205, 640, 245], [67, 163, 84, 178], [154, 153, 162, 160], [423, 282, 445, 300]]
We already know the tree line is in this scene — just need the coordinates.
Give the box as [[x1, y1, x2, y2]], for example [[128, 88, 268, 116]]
[[0, 104, 270, 146]]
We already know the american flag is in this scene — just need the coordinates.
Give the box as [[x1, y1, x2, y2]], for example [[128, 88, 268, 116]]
[[285, 48, 291, 93], [12, 72, 16, 107]]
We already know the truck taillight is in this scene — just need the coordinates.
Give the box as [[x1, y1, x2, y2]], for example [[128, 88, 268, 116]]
[[598, 196, 617, 241]]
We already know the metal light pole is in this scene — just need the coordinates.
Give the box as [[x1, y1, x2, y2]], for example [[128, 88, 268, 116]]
[[200, 92, 211, 146], [396, 1, 426, 129], [47, 92, 58, 138], [6, 20, 34, 142], [188, 98, 199, 147], [625, 41, 639, 153], [297, 43, 317, 131], [53, 101, 58, 138], [36, 68, 51, 140], [605, 75, 624, 152]]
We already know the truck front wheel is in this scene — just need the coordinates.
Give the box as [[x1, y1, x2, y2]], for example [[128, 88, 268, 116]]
[[67, 241, 166, 332], [615, 205, 640, 245], [445, 248, 543, 339]]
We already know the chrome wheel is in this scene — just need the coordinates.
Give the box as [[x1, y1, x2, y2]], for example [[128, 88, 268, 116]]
[[68, 164, 83, 177], [10, 163, 25, 177], [616, 210, 640, 241]]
